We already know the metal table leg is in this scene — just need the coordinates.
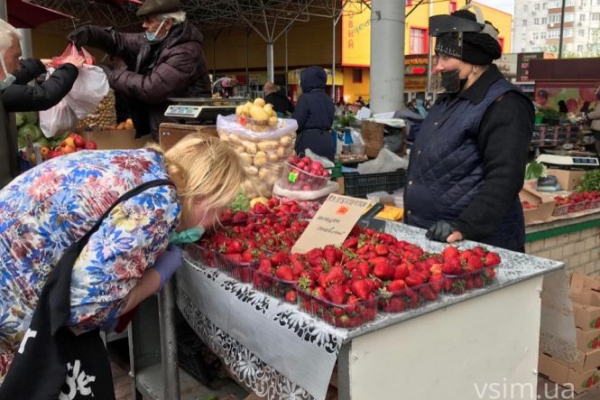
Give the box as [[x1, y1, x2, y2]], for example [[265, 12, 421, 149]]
[[159, 280, 181, 400]]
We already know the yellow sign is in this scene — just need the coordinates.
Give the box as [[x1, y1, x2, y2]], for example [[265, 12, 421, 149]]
[[342, 3, 371, 67], [287, 69, 344, 86]]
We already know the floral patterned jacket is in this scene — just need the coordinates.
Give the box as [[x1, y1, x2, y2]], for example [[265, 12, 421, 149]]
[[0, 148, 180, 382]]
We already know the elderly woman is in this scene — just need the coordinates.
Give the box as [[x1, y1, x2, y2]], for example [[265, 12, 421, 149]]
[[0, 134, 245, 397], [404, 7, 534, 252]]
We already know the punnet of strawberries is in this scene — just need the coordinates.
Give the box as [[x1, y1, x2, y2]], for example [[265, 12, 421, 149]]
[[553, 191, 600, 216], [440, 245, 501, 296], [220, 198, 304, 227]]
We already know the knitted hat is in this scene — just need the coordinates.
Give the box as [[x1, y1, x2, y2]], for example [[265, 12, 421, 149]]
[[435, 10, 502, 65]]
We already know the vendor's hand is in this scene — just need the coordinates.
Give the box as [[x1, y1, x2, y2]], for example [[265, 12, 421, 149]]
[[149, 244, 183, 290], [59, 55, 85, 69], [426, 220, 463, 243], [40, 59, 53, 68], [67, 27, 90, 48]]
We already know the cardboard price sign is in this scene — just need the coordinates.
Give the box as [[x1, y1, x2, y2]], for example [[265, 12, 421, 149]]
[[291, 194, 372, 254]]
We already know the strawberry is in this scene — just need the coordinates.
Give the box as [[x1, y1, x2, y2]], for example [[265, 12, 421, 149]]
[[405, 273, 424, 287], [326, 284, 347, 304], [312, 287, 326, 299], [442, 257, 462, 275], [393, 264, 410, 280], [375, 244, 389, 256], [275, 265, 294, 281], [419, 286, 436, 301], [258, 259, 273, 274], [369, 257, 388, 265], [242, 248, 259, 263], [373, 262, 395, 280], [460, 250, 473, 261], [271, 251, 290, 266], [429, 274, 445, 293], [442, 245, 460, 260], [351, 280, 371, 300], [471, 246, 487, 257], [384, 298, 405, 313], [291, 260, 306, 277], [429, 263, 442, 276], [253, 202, 268, 215], [224, 240, 243, 254], [285, 290, 297, 303], [232, 211, 248, 224], [324, 266, 346, 287], [483, 252, 501, 267], [350, 268, 366, 280], [466, 255, 483, 271], [387, 280, 406, 292], [343, 237, 359, 249], [357, 261, 371, 277], [224, 253, 243, 263]]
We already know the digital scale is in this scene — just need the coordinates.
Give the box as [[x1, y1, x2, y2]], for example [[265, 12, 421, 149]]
[[536, 154, 599, 168], [159, 97, 246, 150]]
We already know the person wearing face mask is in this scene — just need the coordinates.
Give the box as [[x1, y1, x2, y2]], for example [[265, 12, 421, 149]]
[[0, 134, 246, 394], [585, 87, 600, 156], [0, 20, 84, 189], [404, 7, 534, 252], [66, 0, 211, 141]]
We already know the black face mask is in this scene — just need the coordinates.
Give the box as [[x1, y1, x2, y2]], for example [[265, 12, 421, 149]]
[[440, 69, 467, 93]]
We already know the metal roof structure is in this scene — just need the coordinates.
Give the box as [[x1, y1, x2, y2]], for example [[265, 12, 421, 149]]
[[31, 0, 371, 33]]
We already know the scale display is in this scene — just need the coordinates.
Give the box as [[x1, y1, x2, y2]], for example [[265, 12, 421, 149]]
[[537, 154, 600, 167], [164, 105, 202, 119]]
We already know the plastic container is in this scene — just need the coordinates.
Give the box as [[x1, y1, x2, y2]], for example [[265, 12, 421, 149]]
[[296, 289, 378, 328], [568, 201, 588, 214], [252, 270, 298, 303], [378, 281, 442, 313], [553, 203, 570, 217], [343, 169, 406, 198], [186, 242, 217, 267], [591, 199, 600, 210], [443, 266, 499, 296], [279, 162, 330, 191], [351, 143, 365, 155], [216, 253, 257, 283]]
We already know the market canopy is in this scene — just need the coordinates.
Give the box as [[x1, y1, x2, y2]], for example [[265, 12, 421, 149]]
[[7, 0, 72, 29]]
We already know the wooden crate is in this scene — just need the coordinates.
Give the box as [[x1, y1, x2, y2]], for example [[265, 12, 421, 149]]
[[82, 129, 148, 150]]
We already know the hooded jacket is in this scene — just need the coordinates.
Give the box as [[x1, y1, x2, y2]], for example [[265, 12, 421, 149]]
[[292, 66, 334, 132], [82, 20, 211, 139]]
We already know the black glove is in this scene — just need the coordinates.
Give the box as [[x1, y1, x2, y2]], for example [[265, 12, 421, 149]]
[[425, 220, 457, 243], [67, 26, 90, 48]]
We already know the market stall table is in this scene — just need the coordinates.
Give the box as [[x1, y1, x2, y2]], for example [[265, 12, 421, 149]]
[[140, 223, 570, 400]]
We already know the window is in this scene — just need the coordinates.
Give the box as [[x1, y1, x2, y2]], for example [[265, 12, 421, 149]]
[[593, 13, 600, 21], [352, 68, 362, 83], [449, 1, 457, 13], [542, 17, 548, 24], [564, 28, 573, 37], [523, 19, 528, 26], [581, 0, 587, 5], [578, 44, 584, 52], [535, 3, 540, 10], [409, 28, 427, 54], [550, 14, 562, 24], [579, 29, 586, 36], [524, 4, 529, 11], [533, 33, 539, 40], [581, 14, 587, 21], [534, 18, 540, 25], [541, 31, 547, 39], [543, 2, 548, 9]]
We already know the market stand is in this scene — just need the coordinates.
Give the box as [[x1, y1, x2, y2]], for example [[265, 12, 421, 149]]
[[129, 223, 565, 400]]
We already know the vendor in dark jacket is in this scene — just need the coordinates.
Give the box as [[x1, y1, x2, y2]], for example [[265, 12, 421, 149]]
[[67, 0, 212, 140], [404, 9, 534, 252], [0, 20, 82, 188], [292, 66, 335, 161], [264, 81, 294, 115]]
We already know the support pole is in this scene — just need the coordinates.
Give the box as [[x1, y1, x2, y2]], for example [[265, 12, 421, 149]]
[[267, 42, 274, 83], [18, 29, 33, 59], [0, 0, 6, 20], [558, 0, 566, 58], [370, 0, 406, 114], [285, 28, 288, 93], [246, 29, 251, 97], [159, 281, 180, 400], [332, 16, 336, 100], [427, 0, 435, 102]]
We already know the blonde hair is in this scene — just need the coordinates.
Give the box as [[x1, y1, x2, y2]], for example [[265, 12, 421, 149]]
[[153, 134, 246, 222]]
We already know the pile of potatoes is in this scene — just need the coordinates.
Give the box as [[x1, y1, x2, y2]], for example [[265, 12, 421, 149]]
[[235, 98, 279, 132], [77, 90, 117, 130], [219, 129, 296, 199]]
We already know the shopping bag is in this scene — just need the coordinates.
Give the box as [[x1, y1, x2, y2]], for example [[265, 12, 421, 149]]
[[39, 90, 78, 138], [64, 65, 109, 119], [52, 43, 96, 66]]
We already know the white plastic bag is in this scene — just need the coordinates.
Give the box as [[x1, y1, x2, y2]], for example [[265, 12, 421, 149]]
[[357, 148, 409, 175], [39, 98, 78, 138], [273, 180, 339, 201], [217, 114, 298, 141], [64, 65, 109, 119]]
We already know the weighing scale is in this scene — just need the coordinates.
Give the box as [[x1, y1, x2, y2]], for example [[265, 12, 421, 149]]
[[536, 154, 600, 168], [159, 98, 246, 151]]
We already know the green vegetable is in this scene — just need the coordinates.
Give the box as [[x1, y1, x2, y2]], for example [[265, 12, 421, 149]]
[[229, 191, 250, 212], [15, 113, 25, 127], [36, 137, 50, 148], [577, 169, 600, 192], [525, 161, 545, 180], [17, 124, 43, 149], [22, 112, 38, 125]]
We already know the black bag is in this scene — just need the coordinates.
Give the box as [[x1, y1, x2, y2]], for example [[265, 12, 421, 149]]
[[0, 179, 172, 400]]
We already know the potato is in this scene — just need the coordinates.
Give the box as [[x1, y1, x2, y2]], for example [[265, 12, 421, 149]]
[[244, 142, 258, 154], [239, 152, 253, 165], [277, 146, 288, 159], [253, 152, 267, 167], [258, 167, 271, 180], [267, 175, 278, 186], [257, 141, 278, 151], [244, 102, 253, 115], [254, 98, 266, 107], [236, 105, 244, 116], [268, 116, 278, 128], [250, 105, 269, 122], [267, 152, 279, 162], [264, 104, 274, 117], [229, 134, 242, 144], [241, 180, 254, 192], [246, 166, 258, 176], [279, 135, 293, 147]]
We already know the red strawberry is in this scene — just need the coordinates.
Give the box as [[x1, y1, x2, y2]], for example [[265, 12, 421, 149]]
[[466, 256, 483, 271], [393, 264, 410, 280], [326, 284, 347, 304], [442, 257, 462, 275], [387, 280, 406, 292], [350, 268, 366, 280], [483, 252, 501, 267], [429, 274, 445, 293], [460, 250, 473, 261], [291, 260, 306, 277], [275, 265, 294, 281], [284, 290, 297, 303], [443, 246, 460, 261], [419, 286, 436, 301], [312, 287, 326, 299], [471, 246, 487, 257], [373, 262, 395, 280], [224, 240, 243, 254], [358, 261, 371, 277], [385, 298, 405, 313], [375, 244, 389, 256], [343, 237, 358, 249], [271, 251, 290, 266], [253, 202, 268, 215], [351, 280, 371, 300], [232, 211, 248, 224], [405, 274, 424, 287], [224, 253, 243, 263]]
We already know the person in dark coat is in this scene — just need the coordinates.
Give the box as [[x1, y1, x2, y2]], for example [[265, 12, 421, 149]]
[[404, 9, 534, 252], [67, 0, 211, 140], [0, 21, 82, 188], [292, 66, 335, 161], [264, 81, 294, 115]]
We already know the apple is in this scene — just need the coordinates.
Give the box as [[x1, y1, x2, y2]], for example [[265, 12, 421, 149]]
[[62, 137, 75, 148], [85, 141, 98, 150], [73, 136, 85, 148], [40, 146, 50, 160], [62, 144, 76, 154]]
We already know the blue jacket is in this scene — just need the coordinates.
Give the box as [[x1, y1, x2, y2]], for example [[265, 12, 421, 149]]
[[292, 67, 334, 132], [404, 66, 534, 251]]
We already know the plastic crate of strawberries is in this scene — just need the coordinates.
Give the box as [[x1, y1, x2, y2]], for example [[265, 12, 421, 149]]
[[214, 238, 271, 283], [279, 156, 331, 192], [186, 241, 218, 267], [249, 197, 304, 219], [252, 251, 305, 303], [441, 246, 501, 296]]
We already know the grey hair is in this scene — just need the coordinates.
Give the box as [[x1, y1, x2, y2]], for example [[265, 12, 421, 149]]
[[0, 19, 22, 54], [160, 11, 186, 25]]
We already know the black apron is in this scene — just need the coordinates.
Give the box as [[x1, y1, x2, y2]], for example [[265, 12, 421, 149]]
[[0, 179, 172, 400], [295, 128, 335, 161]]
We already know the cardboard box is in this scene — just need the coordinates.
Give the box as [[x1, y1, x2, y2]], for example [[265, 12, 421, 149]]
[[577, 328, 600, 352], [568, 349, 600, 373], [82, 129, 147, 150], [360, 121, 384, 158], [539, 353, 600, 393], [570, 274, 600, 331], [571, 274, 600, 294], [547, 168, 587, 191], [572, 301, 600, 332], [519, 185, 556, 224]]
